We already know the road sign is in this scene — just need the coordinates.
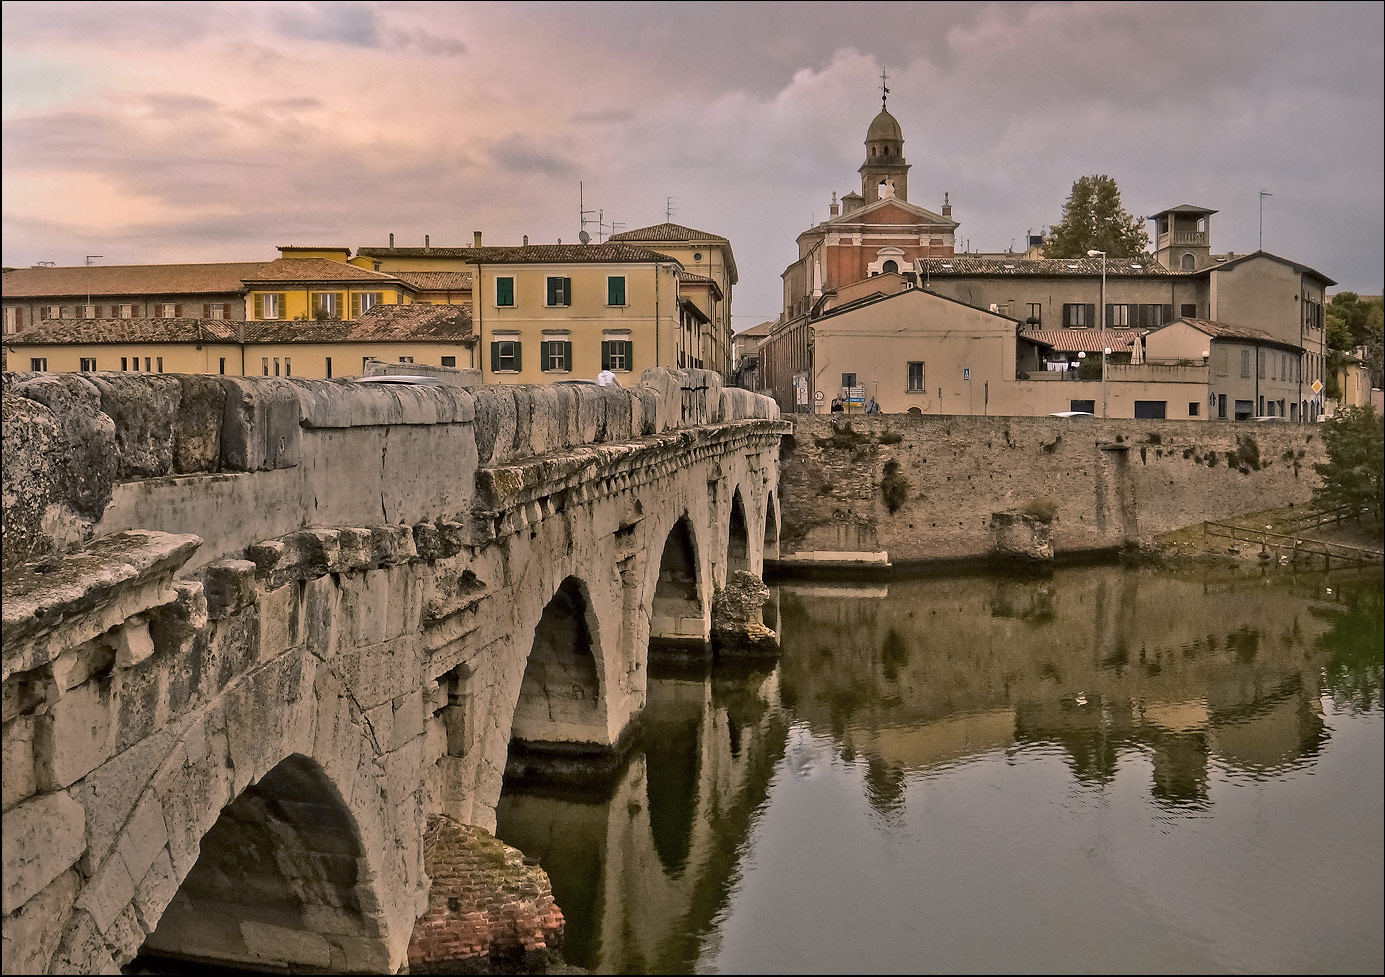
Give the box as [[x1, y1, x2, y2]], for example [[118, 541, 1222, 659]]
[[1311, 379, 1323, 395], [963, 367, 970, 381]]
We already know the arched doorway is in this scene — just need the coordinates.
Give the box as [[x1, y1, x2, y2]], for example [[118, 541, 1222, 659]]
[[135, 755, 392, 974], [650, 516, 706, 649]]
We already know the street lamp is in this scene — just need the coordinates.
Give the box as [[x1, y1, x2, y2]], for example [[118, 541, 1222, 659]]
[[1087, 249, 1106, 332], [1101, 345, 1112, 418]]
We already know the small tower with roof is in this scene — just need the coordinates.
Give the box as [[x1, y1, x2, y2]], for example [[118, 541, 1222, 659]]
[[1150, 204, 1218, 271], [859, 70, 911, 204]]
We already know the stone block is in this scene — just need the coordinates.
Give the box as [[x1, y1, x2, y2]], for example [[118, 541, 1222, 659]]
[[11, 373, 118, 516], [601, 387, 634, 442], [337, 528, 374, 570], [112, 616, 155, 670], [2, 714, 38, 811], [147, 579, 209, 656], [370, 524, 417, 567], [575, 384, 603, 443], [240, 919, 334, 969], [391, 688, 424, 751], [0, 867, 79, 975], [509, 385, 534, 459], [173, 374, 227, 473], [200, 559, 259, 619], [88, 373, 182, 479], [257, 581, 300, 660], [1, 393, 64, 567], [105, 902, 147, 967], [74, 724, 180, 876], [35, 677, 120, 791], [46, 908, 117, 976], [218, 377, 302, 472], [130, 847, 175, 933], [413, 521, 444, 561], [527, 384, 559, 456], [471, 386, 516, 465], [112, 790, 169, 894], [2, 790, 86, 915]]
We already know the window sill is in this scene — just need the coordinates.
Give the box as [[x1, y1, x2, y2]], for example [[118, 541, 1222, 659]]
[[905, 388, 926, 395]]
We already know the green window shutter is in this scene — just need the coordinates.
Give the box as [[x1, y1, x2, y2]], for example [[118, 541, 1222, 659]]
[[1087, 304, 1096, 328], [546, 277, 558, 306], [279, 293, 288, 317], [1162, 303, 1173, 324], [564, 278, 572, 306], [513, 342, 521, 372], [351, 293, 360, 319], [253, 293, 263, 319], [1105, 304, 1114, 327], [624, 340, 632, 367], [608, 276, 625, 305], [490, 343, 500, 372], [601, 341, 610, 370], [497, 277, 513, 306], [563, 341, 572, 371]]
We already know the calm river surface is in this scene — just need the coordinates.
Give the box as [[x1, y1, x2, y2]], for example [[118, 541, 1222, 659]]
[[496, 565, 1384, 975]]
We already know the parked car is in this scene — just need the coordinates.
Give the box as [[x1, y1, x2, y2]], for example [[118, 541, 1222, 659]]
[[1050, 411, 1095, 418], [351, 375, 444, 386]]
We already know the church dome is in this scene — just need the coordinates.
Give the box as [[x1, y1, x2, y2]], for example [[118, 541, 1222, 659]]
[[866, 108, 903, 144]]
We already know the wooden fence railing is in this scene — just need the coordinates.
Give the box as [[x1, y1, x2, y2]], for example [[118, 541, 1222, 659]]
[[1203, 519, 1384, 568]]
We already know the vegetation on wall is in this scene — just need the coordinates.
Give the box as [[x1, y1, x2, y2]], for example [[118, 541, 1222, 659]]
[[1044, 175, 1151, 257], [1312, 405, 1383, 525], [880, 459, 910, 514]]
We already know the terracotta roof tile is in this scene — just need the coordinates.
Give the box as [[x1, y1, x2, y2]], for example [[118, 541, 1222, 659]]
[[1019, 328, 1144, 353], [922, 255, 1179, 277], [242, 257, 407, 285], [356, 247, 472, 259], [392, 271, 474, 291], [461, 244, 680, 265], [2, 262, 265, 298], [609, 222, 730, 244], [8, 317, 239, 345]]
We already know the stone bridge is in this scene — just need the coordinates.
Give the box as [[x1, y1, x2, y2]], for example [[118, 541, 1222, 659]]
[[1, 368, 788, 974]]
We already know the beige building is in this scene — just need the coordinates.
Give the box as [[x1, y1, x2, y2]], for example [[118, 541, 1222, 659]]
[[462, 243, 685, 385], [1145, 318, 1308, 421], [3, 304, 473, 380], [609, 223, 738, 377]]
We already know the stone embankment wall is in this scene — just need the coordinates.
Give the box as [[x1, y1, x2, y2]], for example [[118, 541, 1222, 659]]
[[780, 414, 1326, 564]]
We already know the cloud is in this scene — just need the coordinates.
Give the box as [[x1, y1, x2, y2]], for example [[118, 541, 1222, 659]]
[[271, 1, 384, 47]]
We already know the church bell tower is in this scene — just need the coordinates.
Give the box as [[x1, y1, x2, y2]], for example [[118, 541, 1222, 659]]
[[859, 70, 910, 204]]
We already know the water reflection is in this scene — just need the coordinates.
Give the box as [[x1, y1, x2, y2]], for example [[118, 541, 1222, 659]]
[[493, 567, 1383, 974]]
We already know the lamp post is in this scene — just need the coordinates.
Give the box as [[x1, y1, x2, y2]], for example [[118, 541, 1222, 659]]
[[1086, 249, 1106, 332], [1101, 345, 1112, 418]]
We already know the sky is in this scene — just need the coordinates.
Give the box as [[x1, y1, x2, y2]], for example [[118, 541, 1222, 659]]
[[3, 1, 1382, 330]]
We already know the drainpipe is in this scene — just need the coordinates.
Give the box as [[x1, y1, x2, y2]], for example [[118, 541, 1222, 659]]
[[655, 263, 661, 367]]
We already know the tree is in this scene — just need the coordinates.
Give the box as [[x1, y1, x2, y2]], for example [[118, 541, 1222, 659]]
[[1326, 292, 1384, 389], [1044, 175, 1151, 257], [1312, 405, 1384, 526]]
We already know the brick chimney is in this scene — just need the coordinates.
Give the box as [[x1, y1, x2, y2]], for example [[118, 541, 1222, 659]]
[[942, 192, 952, 219], [389, 232, 395, 247], [473, 230, 482, 247]]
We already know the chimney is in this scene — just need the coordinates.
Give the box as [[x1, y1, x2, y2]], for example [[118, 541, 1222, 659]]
[[942, 192, 952, 219], [829, 191, 840, 218], [424, 234, 430, 249], [389, 232, 395, 248], [473, 230, 482, 248], [523, 235, 529, 246]]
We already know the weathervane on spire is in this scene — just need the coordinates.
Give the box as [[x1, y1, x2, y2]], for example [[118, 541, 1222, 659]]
[[880, 68, 890, 109]]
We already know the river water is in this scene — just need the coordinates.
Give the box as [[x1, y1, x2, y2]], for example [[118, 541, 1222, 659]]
[[495, 565, 1384, 974]]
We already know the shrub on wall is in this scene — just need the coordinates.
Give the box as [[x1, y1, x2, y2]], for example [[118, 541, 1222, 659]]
[[881, 459, 910, 514]]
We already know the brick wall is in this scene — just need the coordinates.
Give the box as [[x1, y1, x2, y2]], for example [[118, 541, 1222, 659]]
[[780, 414, 1326, 563]]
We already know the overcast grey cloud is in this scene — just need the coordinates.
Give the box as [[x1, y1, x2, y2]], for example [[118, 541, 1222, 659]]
[[2, 1, 1380, 329]]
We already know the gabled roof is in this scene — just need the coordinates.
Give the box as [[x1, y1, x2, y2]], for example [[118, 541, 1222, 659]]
[[1148, 317, 1300, 350], [816, 194, 956, 232], [1150, 204, 1219, 218], [356, 247, 472, 259], [921, 254, 1176, 277], [1019, 329, 1144, 353], [678, 272, 724, 300], [6, 317, 240, 345], [1203, 250, 1336, 287], [814, 283, 1020, 325], [460, 244, 681, 265], [242, 257, 409, 286], [391, 271, 473, 291], [610, 223, 738, 284], [2, 262, 265, 298]]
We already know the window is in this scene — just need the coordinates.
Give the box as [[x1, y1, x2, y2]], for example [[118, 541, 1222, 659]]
[[1107, 304, 1131, 328], [1240, 350, 1251, 378], [144, 357, 151, 372], [208, 303, 226, 319], [315, 293, 338, 319], [602, 340, 632, 371], [1188, 402, 1199, 417], [325, 357, 332, 379], [161, 304, 178, 318], [1137, 304, 1172, 328], [399, 356, 414, 364], [1026, 303, 1042, 326], [441, 356, 456, 368], [1234, 400, 1253, 421], [30, 357, 47, 371], [546, 276, 571, 307], [220, 357, 227, 376], [907, 361, 925, 391], [1062, 303, 1094, 328], [1218, 394, 1227, 419], [262, 357, 270, 376], [541, 340, 572, 372], [1258, 396, 1265, 416], [83, 305, 98, 319], [607, 276, 627, 306], [491, 339, 521, 372], [1070, 399, 1096, 413], [121, 357, 128, 371], [1180, 304, 1197, 318], [496, 277, 515, 307], [156, 357, 164, 373], [351, 292, 380, 318], [59, 306, 75, 319], [284, 357, 291, 377], [42, 305, 60, 320], [882, 260, 899, 274], [119, 304, 134, 319], [1134, 400, 1166, 419], [1257, 349, 1266, 379], [258, 293, 281, 320], [842, 373, 857, 389], [1181, 253, 1195, 271], [2, 307, 18, 333], [80, 357, 96, 371]]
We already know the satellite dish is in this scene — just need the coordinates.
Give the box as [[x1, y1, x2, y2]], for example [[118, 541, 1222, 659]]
[[579, 230, 591, 244]]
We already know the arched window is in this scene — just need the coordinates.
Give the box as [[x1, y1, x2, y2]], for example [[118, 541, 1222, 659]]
[[882, 260, 899, 274], [1181, 253, 1196, 271]]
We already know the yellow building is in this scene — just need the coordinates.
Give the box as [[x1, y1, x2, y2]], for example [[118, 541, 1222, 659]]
[[353, 236, 473, 306], [243, 252, 417, 323], [4, 304, 474, 380], [463, 243, 685, 384], [609, 223, 738, 376]]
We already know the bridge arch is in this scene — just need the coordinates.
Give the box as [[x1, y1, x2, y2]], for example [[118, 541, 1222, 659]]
[[511, 576, 610, 749], [727, 488, 751, 577], [648, 512, 709, 649]]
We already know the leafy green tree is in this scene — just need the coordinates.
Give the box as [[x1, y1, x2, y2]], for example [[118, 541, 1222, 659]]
[[1312, 405, 1384, 525], [1326, 292, 1384, 389], [1044, 175, 1151, 257]]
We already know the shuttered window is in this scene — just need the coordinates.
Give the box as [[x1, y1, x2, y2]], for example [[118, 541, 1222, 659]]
[[1062, 303, 1095, 328], [546, 277, 571, 307], [491, 340, 521, 372], [80, 357, 96, 371], [602, 340, 633, 371], [607, 276, 626, 306], [496, 277, 515, 307], [541, 340, 573, 372]]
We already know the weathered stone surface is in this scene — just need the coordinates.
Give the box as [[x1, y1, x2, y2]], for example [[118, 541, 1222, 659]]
[[199, 559, 259, 619], [173, 374, 227, 473], [2, 789, 86, 915], [470, 386, 515, 465], [2, 393, 66, 568], [88, 373, 182, 479], [991, 510, 1055, 563], [0, 866, 79, 975], [218, 377, 300, 471], [2, 714, 38, 811], [710, 571, 779, 658], [10, 373, 118, 515]]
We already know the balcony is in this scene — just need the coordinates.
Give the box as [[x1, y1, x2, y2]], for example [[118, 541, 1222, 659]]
[[1165, 231, 1209, 247]]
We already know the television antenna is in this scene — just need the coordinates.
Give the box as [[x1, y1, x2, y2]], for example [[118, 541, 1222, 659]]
[[597, 210, 625, 243], [578, 182, 595, 244], [665, 196, 676, 222]]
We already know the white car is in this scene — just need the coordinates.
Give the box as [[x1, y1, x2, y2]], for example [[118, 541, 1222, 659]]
[[1050, 411, 1095, 418], [351, 375, 444, 386]]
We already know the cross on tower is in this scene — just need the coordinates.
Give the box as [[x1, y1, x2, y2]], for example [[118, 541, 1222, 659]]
[[880, 68, 890, 109]]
